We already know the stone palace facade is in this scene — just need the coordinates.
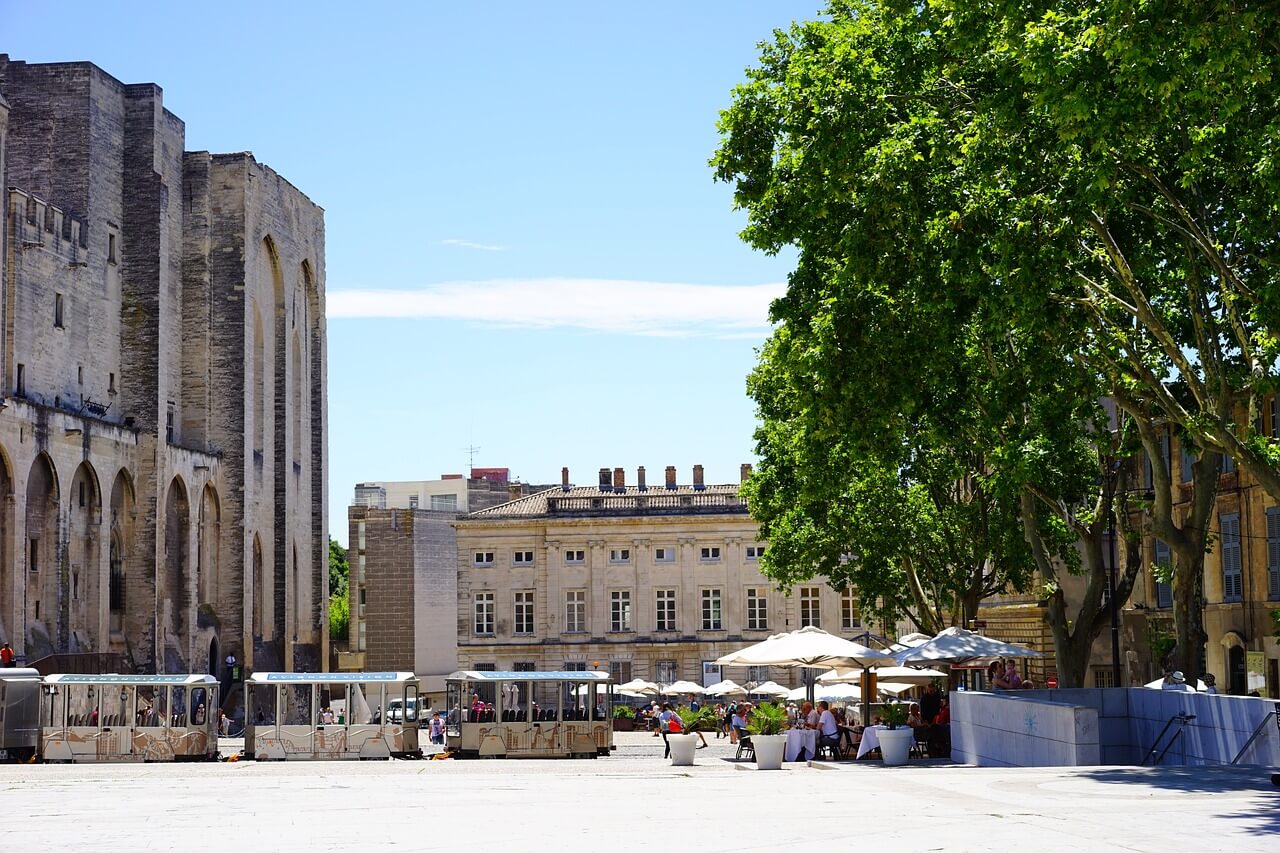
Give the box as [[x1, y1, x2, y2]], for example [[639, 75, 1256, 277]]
[[0, 56, 328, 675]]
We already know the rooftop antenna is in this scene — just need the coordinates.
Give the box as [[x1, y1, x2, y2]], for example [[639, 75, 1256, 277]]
[[463, 444, 481, 472]]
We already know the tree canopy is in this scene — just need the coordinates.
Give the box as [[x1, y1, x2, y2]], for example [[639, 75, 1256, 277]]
[[715, 0, 1280, 682]]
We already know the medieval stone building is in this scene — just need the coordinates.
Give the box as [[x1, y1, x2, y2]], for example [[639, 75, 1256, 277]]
[[0, 56, 328, 676]]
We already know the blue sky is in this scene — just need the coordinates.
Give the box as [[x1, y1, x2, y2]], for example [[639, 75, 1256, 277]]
[[3, 1, 819, 544]]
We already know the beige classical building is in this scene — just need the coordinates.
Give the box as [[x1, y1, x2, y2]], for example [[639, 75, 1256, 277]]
[[453, 465, 864, 688], [0, 56, 328, 675]]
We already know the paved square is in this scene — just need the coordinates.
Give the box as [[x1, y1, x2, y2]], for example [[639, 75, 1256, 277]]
[[1, 732, 1274, 851]]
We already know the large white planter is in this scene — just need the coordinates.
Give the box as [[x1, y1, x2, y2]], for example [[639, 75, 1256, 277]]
[[668, 733, 698, 766], [878, 727, 913, 766], [753, 734, 786, 770]]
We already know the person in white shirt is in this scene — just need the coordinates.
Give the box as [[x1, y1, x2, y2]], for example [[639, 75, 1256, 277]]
[[817, 701, 841, 756]]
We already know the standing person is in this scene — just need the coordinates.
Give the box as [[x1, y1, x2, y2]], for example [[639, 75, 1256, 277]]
[[920, 682, 942, 726], [429, 711, 445, 745], [658, 703, 677, 758], [0, 642, 14, 667]]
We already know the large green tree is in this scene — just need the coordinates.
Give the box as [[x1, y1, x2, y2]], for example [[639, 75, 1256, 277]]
[[328, 538, 349, 645], [716, 0, 1279, 682]]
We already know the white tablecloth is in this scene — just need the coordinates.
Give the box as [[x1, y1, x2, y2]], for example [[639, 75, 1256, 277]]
[[856, 725, 889, 759], [784, 728, 817, 761]]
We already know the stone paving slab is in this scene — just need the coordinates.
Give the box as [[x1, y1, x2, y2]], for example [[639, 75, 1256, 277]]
[[0, 732, 1274, 851]]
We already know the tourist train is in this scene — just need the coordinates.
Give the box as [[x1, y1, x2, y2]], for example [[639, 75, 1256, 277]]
[[0, 668, 615, 762]]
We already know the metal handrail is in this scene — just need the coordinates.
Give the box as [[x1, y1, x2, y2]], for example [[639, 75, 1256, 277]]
[[1230, 712, 1277, 765], [1142, 712, 1195, 766]]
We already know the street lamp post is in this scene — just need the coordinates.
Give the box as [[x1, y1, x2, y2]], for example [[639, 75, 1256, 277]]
[[1107, 511, 1121, 687]]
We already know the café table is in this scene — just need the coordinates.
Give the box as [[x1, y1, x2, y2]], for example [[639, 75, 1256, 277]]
[[784, 728, 818, 761], [856, 725, 889, 759]]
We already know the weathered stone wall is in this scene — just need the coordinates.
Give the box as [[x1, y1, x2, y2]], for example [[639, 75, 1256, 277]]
[[0, 56, 326, 679]]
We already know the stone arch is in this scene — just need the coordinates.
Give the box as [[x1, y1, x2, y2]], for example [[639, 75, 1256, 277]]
[[302, 259, 324, 649], [24, 453, 59, 656], [198, 484, 221, 608], [67, 461, 102, 651], [251, 534, 264, 638], [252, 307, 265, 457], [108, 469, 135, 640], [162, 477, 191, 672], [291, 330, 304, 463], [0, 445, 14, 646]]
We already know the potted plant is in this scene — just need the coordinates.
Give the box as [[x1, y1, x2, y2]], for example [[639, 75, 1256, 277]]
[[876, 702, 913, 766], [668, 706, 716, 766], [612, 704, 636, 732], [746, 702, 788, 770]]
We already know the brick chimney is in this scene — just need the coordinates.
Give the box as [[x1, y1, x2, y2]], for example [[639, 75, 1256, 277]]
[[637, 466, 647, 491], [562, 466, 570, 491], [613, 467, 625, 491], [693, 464, 705, 490], [740, 463, 753, 483], [599, 468, 611, 489], [508, 483, 523, 501], [665, 465, 677, 489]]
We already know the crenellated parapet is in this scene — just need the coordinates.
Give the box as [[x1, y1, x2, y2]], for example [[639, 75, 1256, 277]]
[[8, 187, 89, 263]]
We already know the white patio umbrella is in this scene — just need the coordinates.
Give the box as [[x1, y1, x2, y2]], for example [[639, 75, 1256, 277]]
[[715, 626, 899, 670], [717, 626, 898, 721], [894, 626, 1042, 666], [817, 665, 947, 684], [815, 682, 860, 701], [747, 680, 790, 698], [617, 678, 661, 695], [662, 680, 706, 695], [876, 681, 918, 697], [784, 686, 808, 702], [703, 679, 747, 697]]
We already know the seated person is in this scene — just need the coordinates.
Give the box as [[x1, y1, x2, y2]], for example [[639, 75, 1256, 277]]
[[933, 697, 950, 727], [816, 701, 841, 754], [906, 703, 925, 728]]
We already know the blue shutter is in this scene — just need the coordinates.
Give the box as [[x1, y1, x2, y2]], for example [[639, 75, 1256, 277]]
[[1267, 507, 1280, 601], [1154, 540, 1173, 609], [1181, 442, 1195, 484], [1221, 513, 1242, 602]]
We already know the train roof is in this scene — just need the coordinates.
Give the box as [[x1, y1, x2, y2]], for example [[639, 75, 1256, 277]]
[[247, 671, 416, 684], [447, 670, 613, 683], [44, 674, 218, 685]]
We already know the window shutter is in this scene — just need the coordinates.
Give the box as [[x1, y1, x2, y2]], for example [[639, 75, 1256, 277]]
[[1267, 508, 1280, 600]]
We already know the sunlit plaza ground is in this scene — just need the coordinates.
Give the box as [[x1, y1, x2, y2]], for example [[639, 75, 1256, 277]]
[[1, 732, 1274, 852]]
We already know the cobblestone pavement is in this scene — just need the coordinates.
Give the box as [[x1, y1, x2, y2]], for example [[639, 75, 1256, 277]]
[[1, 731, 1274, 852]]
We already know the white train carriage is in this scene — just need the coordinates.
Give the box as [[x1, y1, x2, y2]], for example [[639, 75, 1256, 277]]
[[445, 670, 615, 758], [244, 671, 421, 760], [0, 668, 42, 762], [41, 674, 219, 762]]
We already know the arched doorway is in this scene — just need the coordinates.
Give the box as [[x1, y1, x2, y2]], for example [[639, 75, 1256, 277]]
[[163, 478, 191, 672], [1227, 645, 1247, 695], [24, 454, 59, 656], [108, 470, 135, 644], [251, 535, 264, 638], [68, 462, 102, 650], [0, 446, 13, 646], [208, 636, 219, 678]]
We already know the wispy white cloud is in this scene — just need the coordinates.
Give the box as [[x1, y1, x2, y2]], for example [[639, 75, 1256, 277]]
[[441, 238, 507, 252], [327, 278, 784, 338]]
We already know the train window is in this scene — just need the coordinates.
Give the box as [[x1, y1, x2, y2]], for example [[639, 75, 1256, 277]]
[[282, 684, 313, 726]]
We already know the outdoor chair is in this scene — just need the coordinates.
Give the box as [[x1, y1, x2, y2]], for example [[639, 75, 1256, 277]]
[[911, 726, 929, 758], [734, 727, 754, 761], [816, 732, 843, 761]]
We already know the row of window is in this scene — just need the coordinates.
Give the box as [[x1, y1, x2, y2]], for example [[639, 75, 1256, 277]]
[[466, 661, 773, 686], [472, 586, 860, 636], [1147, 508, 1280, 606], [473, 544, 764, 568], [406, 494, 459, 511]]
